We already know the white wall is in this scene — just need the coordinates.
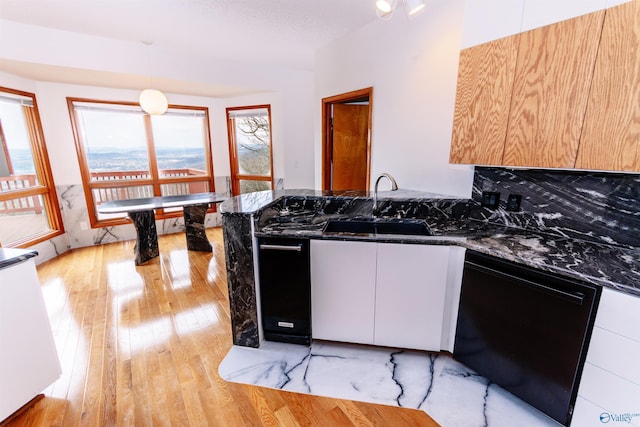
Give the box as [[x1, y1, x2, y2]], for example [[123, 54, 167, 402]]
[[0, 21, 315, 254], [315, 0, 474, 198], [461, 0, 631, 48], [0, 20, 315, 189]]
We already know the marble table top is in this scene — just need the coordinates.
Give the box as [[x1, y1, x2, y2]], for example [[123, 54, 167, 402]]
[[98, 192, 226, 214], [0, 248, 38, 270]]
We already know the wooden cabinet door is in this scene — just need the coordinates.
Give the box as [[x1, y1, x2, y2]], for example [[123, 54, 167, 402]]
[[502, 11, 605, 168], [576, 0, 640, 171], [450, 36, 519, 165], [374, 244, 449, 351], [310, 240, 377, 344]]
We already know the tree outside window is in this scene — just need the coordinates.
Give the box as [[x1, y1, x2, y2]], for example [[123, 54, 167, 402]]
[[226, 105, 273, 195]]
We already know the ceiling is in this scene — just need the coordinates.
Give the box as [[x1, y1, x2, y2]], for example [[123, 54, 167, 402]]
[[0, 0, 379, 97]]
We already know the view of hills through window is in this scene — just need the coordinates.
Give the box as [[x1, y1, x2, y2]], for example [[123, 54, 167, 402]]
[[85, 147, 206, 173], [76, 108, 208, 177], [68, 99, 214, 225]]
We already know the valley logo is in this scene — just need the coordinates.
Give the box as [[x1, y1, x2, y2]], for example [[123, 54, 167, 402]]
[[600, 412, 640, 423]]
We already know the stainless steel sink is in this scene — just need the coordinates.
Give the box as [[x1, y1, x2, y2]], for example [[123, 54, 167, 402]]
[[322, 218, 433, 236]]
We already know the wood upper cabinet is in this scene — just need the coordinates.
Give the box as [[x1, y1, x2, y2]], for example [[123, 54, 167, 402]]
[[449, 36, 519, 165], [576, 0, 640, 171], [502, 11, 605, 168]]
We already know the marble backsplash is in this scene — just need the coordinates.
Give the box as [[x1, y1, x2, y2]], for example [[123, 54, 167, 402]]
[[471, 167, 640, 248]]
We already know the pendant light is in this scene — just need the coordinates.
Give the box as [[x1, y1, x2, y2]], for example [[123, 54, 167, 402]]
[[139, 41, 168, 115]]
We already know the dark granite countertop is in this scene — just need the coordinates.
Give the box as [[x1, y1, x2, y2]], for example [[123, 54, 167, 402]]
[[219, 189, 450, 215], [220, 190, 640, 298], [0, 248, 38, 270]]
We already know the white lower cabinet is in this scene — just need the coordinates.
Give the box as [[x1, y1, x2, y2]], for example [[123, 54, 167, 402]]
[[310, 240, 455, 351], [0, 258, 61, 422], [375, 243, 449, 350], [572, 288, 640, 426], [310, 240, 377, 344]]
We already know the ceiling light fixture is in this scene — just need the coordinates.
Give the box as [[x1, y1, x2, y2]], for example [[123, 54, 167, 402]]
[[139, 41, 168, 115], [376, 0, 425, 19], [404, 0, 425, 16]]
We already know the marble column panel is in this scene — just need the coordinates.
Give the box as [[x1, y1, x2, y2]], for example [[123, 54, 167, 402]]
[[222, 213, 259, 347], [183, 204, 213, 252], [129, 210, 159, 265]]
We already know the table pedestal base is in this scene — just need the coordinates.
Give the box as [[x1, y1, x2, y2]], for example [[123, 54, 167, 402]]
[[129, 210, 159, 265], [183, 204, 213, 252], [129, 204, 213, 265]]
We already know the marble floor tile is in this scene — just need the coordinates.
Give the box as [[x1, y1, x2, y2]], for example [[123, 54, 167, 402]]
[[219, 341, 560, 427]]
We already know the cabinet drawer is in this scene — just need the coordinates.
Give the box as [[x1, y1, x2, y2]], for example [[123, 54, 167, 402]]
[[577, 362, 640, 414], [586, 326, 640, 386], [570, 397, 640, 427], [595, 288, 640, 342]]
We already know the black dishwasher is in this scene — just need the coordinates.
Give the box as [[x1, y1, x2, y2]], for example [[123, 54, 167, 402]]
[[258, 237, 311, 345], [453, 251, 600, 426]]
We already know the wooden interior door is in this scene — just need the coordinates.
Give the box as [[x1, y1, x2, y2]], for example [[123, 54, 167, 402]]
[[331, 103, 369, 191]]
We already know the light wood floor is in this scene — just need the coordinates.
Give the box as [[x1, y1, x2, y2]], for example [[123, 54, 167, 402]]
[[5, 228, 439, 427]]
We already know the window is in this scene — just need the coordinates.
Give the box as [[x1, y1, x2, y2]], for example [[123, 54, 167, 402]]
[[68, 99, 214, 227], [0, 87, 63, 247], [226, 105, 274, 195]]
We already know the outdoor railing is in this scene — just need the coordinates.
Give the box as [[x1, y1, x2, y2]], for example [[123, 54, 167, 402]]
[[0, 174, 43, 214], [91, 168, 209, 205], [0, 169, 209, 215]]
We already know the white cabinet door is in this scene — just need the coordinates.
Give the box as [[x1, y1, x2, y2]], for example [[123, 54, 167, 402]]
[[573, 288, 640, 426], [440, 246, 466, 352], [575, 363, 640, 424], [375, 244, 449, 351], [310, 240, 377, 344], [0, 259, 61, 421], [593, 287, 640, 342]]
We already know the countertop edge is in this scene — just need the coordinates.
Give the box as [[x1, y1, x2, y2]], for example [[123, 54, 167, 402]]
[[0, 248, 38, 270], [254, 227, 640, 299]]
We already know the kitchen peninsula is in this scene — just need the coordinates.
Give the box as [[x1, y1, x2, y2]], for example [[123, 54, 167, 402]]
[[220, 167, 640, 426]]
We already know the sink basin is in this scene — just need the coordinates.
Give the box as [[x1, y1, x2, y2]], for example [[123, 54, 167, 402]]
[[323, 218, 433, 236]]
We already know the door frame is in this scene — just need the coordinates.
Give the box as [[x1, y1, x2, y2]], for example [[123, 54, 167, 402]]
[[322, 87, 373, 191]]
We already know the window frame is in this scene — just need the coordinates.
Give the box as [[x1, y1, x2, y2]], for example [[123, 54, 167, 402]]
[[226, 104, 274, 195], [0, 86, 64, 248], [67, 98, 216, 228]]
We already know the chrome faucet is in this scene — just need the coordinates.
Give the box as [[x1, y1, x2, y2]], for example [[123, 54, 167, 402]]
[[373, 173, 398, 216]]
